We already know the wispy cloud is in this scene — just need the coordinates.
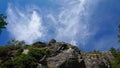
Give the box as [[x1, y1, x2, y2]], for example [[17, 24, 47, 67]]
[[7, 4, 44, 44], [6, 0, 98, 48], [54, 0, 97, 47]]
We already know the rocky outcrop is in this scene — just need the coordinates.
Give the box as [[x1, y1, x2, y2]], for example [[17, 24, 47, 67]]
[[0, 40, 112, 68], [39, 41, 111, 68], [34, 40, 112, 68], [47, 48, 85, 68], [83, 54, 111, 68], [102, 51, 114, 60]]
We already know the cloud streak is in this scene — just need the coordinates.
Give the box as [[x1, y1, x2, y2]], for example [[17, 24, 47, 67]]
[[7, 0, 99, 49], [7, 4, 44, 44], [54, 0, 98, 46]]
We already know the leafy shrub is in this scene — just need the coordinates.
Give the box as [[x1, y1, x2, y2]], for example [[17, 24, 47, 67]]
[[0, 46, 10, 57], [0, 60, 14, 68], [1, 55, 37, 68], [110, 48, 120, 68], [32, 41, 46, 48], [28, 48, 49, 61], [15, 48, 23, 56], [7, 45, 21, 50], [0, 45, 22, 57], [23, 45, 29, 49]]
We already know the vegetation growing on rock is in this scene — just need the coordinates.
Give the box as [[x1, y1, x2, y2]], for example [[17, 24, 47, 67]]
[[0, 39, 119, 68]]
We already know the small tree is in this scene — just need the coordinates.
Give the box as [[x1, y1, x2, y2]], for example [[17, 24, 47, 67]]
[[0, 14, 7, 33], [7, 39, 25, 46]]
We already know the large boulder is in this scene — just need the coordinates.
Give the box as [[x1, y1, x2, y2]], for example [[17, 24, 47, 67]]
[[47, 48, 86, 68], [48, 42, 69, 56]]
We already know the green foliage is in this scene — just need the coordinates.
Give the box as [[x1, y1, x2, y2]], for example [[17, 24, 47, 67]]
[[0, 14, 7, 33], [1, 55, 37, 68], [15, 48, 23, 56], [94, 50, 102, 55], [88, 49, 102, 55], [7, 39, 25, 46], [110, 48, 120, 68], [0, 47, 50, 68], [110, 48, 118, 57], [32, 41, 46, 48], [28, 48, 49, 61], [6, 45, 21, 50], [13, 55, 37, 68], [0, 45, 21, 59], [23, 45, 30, 49], [0, 46, 11, 57], [0, 60, 14, 68]]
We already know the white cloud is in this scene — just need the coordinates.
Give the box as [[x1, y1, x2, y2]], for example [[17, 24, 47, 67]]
[[7, 4, 44, 44], [6, 0, 98, 47], [54, 0, 95, 46], [70, 40, 77, 46]]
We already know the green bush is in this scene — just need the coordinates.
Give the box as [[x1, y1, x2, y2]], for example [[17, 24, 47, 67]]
[[1, 55, 37, 68], [0, 46, 10, 57], [13, 55, 37, 68], [15, 48, 23, 56], [32, 42, 46, 48], [110, 48, 120, 68], [0, 60, 14, 68], [28, 48, 49, 61], [7, 45, 21, 50], [23, 45, 29, 49], [0, 45, 21, 57]]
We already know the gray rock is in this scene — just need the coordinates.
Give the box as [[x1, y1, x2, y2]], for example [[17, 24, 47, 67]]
[[47, 48, 86, 68], [84, 54, 111, 68]]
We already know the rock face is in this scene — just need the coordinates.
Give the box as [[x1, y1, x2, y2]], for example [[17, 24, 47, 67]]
[[22, 49, 29, 54], [0, 40, 112, 68], [47, 48, 85, 68], [102, 51, 114, 60], [39, 41, 111, 68], [37, 42, 86, 68], [83, 54, 111, 68]]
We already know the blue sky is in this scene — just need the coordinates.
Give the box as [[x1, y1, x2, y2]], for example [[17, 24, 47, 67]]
[[0, 0, 120, 51]]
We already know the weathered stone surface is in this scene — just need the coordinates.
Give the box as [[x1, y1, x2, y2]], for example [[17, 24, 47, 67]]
[[47, 48, 86, 68], [102, 51, 114, 60], [83, 54, 111, 68], [0, 41, 112, 68], [22, 49, 29, 54]]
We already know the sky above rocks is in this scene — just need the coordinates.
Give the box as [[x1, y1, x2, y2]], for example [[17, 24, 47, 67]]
[[0, 0, 120, 51]]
